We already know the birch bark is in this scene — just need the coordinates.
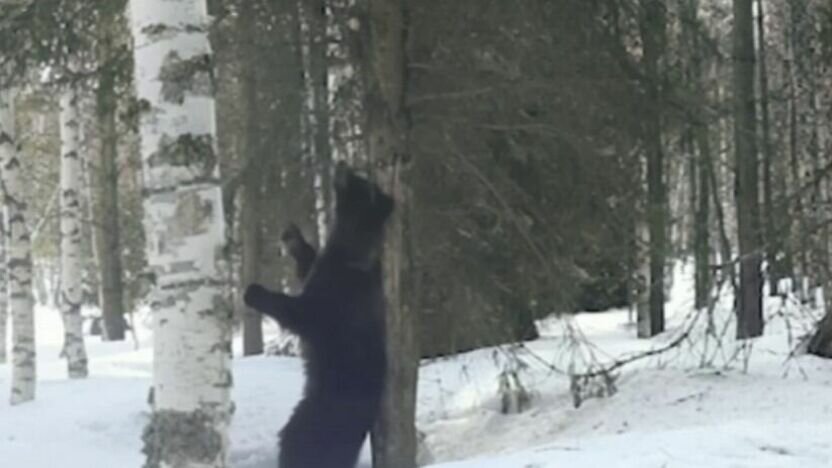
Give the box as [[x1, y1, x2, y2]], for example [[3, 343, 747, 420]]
[[59, 87, 89, 379], [0, 216, 6, 365], [0, 88, 36, 405], [128, 1, 232, 466]]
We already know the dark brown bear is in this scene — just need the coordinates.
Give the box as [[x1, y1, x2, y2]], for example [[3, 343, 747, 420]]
[[244, 163, 392, 468]]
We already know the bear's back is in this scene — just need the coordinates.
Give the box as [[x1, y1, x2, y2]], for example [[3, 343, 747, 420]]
[[300, 251, 387, 400]]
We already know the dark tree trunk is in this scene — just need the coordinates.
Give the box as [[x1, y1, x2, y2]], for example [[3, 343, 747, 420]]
[[638, 0, 666, 337], [732, 0, 764, 339], [94, 9, 126, 341], [784, 0, 809, 302], [809, 309, 832, 358], [239, 0, 263, 356], [363, 0, 419, 466], [756, 0, 780, 297], [683, 0, 712, 309]]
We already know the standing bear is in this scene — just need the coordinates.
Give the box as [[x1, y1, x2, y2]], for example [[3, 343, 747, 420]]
[[244, 162, 393, 468]]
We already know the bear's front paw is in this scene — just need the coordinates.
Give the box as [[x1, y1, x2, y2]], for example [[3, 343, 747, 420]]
[[243, 283, 269, 310]]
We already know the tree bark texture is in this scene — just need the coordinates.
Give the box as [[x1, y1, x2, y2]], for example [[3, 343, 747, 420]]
[[363, 0, 419, 466], [129, 1, 232, 466], [59, 87, 89, 379], [94, 7, 127, 341], [756, 0, 780, 297], [732, 0, 764, 339], [686, 0, 711, 310], [0, 88, 36, 405], [328, 0, 365, 164], [298, 0, 333, 244], [809, 307, 832, 358], [638, 0, 666, 337], [0, 215, 7, 364], [237, 0, 264, 357]]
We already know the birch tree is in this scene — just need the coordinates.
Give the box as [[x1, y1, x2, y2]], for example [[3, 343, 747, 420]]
[[0, 88, 36, 405], [0, 216, 6, 364], [59, 86, 88, 378], [128, 1, 232, 466], [297, 0, 332, 243]]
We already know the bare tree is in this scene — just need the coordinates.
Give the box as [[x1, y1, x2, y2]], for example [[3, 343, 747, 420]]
[[733, 0, 764, 338], [238, 0, 264, 357], [363, 0, 419, 466], [92, 0, 128, 341], [638, 0, 667, 337]]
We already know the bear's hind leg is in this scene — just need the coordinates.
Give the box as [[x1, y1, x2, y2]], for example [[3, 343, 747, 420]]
[[279, 396, 366, 468]]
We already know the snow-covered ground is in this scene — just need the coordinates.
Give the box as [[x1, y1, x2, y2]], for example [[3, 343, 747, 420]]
[[1, 264, 831, 467]]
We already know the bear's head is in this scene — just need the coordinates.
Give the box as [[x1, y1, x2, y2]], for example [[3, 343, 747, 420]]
[[330, 162, 394, 264], [334, 162, 394, 230]]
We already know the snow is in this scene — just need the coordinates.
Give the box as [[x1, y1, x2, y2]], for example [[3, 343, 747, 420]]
[[1, 264, 831, 467]]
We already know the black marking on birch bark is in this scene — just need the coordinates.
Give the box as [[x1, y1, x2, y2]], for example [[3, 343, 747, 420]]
[[140, 23, 176, 39], [141, 176, 222, 197], [157, 277, 224, 291], [149, 133, 216, 175], [142, 410, 224, 468], [7, 211, 27, 224], [3, 155, 20, 170], [213, 370, 232, 389], [0, 131, 12, 146], [209, 340, 232, 354], [158, 51, 214, 103], [8, 257, 32, 270], [63, 150, 79, 160], [141, 23, 208, 40], [62, 189, 81, 207]]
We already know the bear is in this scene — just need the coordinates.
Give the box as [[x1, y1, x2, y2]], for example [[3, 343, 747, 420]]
[[244, 162, 393, 468]]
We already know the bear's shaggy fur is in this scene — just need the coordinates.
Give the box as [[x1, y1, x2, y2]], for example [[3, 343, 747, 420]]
[[244, 163, 392, 468]]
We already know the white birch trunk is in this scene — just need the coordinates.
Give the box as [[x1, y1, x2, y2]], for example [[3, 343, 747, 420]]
[[59, 88, 89, 379], [297, 0, 329, 243], [129, 1, 232, 466], [327, 0, 364, 164], [0, 216, 7, 364], [0, 88, 36, 405]]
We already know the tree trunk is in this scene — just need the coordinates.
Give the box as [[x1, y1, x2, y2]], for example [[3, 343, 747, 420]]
[[298, 0, 333, 243], [363, 0, 419, 466], [809, 307, 832, 358], [240, 181, 264, 356], [328, 0, 365, 165], [0, 88, 36, 405], [0, 216, 6, 364], [128, 1, 233, 466], [638, 0, 666, 337], [756, 0, 779, 297], [686, 0, 711, 309], [732, 0, 764, 339], [237, 0, 263, 357], [59, 87, 89, 379], [94, 8, 127, 341]]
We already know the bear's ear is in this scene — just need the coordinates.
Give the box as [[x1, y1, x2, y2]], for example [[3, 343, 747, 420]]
[[334, 161, 351, 191]]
